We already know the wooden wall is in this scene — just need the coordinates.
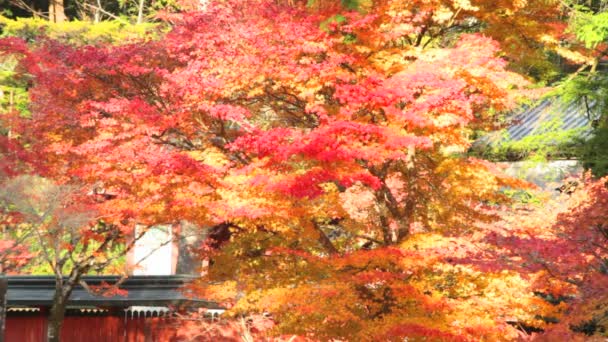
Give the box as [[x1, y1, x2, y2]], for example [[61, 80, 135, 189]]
[[6, 315, 184, 342]]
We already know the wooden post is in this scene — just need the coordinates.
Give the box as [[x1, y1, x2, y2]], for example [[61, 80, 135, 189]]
[[0, 274, 7, 342]]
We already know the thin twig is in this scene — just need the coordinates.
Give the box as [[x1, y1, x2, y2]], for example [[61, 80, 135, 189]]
[[82, 3, 129, 23]]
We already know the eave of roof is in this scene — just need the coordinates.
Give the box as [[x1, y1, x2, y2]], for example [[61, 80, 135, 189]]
[[6, 275, 222, 309]]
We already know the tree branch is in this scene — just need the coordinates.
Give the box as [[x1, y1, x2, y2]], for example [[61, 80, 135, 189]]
[[311, 220, 339, 255]]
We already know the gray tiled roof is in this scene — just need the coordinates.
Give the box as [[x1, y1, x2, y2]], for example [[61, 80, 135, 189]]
[[475, 98, 596, 151], [5, 275, 221, 309]]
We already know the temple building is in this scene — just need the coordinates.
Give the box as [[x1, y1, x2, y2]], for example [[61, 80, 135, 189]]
[[4, 223, 221, 341]]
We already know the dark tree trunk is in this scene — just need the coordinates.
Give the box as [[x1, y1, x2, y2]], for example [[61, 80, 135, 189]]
[[47, 283, 69, 342], [47, 291, 66, 342], [0, 275, 7, 342], [47, 274, 78, 342]]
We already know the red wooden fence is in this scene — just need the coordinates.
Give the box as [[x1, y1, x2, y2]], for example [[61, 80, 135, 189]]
[[5, 316, 46, 342], [6, 315, 184, 342]]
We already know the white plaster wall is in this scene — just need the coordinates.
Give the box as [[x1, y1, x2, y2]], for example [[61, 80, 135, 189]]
[[133, 225, 173, 275]]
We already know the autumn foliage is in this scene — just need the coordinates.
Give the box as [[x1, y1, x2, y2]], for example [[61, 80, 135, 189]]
[[2, 0, 608, 340]]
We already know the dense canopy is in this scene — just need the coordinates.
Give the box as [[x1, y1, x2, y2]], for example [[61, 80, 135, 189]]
[[2, 0, 608, 341]]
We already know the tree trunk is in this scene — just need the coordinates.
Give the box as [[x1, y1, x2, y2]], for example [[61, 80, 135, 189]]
[[0, 275, 7, 342], [94, 0, 102, 23], [137, 0, 145, 24], [47, 275, 79, 342], [48, 0, 67, 23], [47, 287, 67, 342]]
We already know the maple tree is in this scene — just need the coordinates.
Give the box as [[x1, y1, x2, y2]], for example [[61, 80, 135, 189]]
[[0, 174, 141, 341], [446, 174, 608, 341], [5, 0, 604, 341], [547, 176, 608, 340], [176, 2, 556, 340], [0, 25, 170, 341]]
